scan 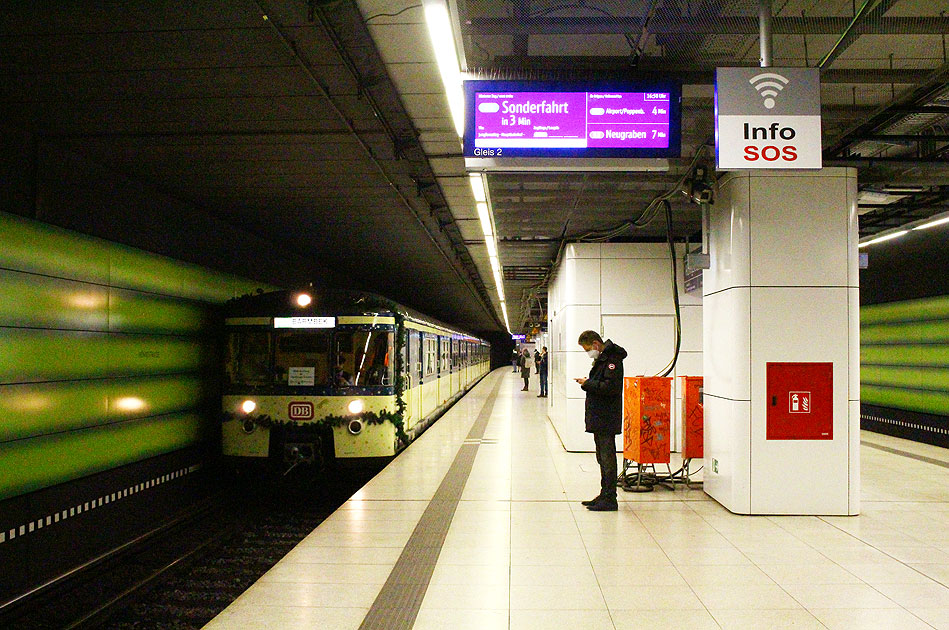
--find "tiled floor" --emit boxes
[205,369,949,630]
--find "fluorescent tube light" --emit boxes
[913,216,949,231]
[476,202,492,237]
[492,266,504,293]
[469,173,486,202]
[424,1,464,136]
[486,238,498,258]
[858,230,908,248]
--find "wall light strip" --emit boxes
[913,216,949,231]
[858,230,908,248]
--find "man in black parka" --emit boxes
[574,330,627,511]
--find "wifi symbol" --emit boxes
[749,72,789,109]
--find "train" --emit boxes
[221,289,490,468]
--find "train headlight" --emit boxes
[348,399,364,415]
[241,399,257,414]
[242,418,256,434]
[348,418,364,435]
[295,293,312,307]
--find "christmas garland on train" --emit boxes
[220,290,490,468]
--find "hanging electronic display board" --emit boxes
[463,80,681,160]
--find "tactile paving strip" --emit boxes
[358,374,503,629]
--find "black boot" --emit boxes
[581,495,602,507]
[586,497,618,511]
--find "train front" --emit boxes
[221,298,402,468]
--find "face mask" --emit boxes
[586,348,600,359]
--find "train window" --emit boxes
[225,331,272,386]
[440,338,449,373]
[274,332,331,386]
[335,330,394,387]
[424,336,437,377]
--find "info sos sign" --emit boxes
[715,67,822,170]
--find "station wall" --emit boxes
[0,131,349,604]
[860,295,949,447]
[0,211,274,602]
[546,243,702,453]
[0,211,271,502]
[858,223,948,447]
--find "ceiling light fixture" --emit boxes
[469,173,486,202]
[486,237,498,259]
[472,173,506,331]
[477,202,492,237]
[423,1,465,136]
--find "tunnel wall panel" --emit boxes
[860,295,949,446]
[0,210,268,502]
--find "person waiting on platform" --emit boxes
[534,348,541,374]
[519,349,533,391]
[537,346,548,398]
[512,350,520,373]
[574,330,627,512]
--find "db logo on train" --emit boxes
[288,402,314,420]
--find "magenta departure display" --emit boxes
[463,81,681,159]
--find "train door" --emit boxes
[434,335,442,405]
[407,329,422,428]
[421,333,438,417]
[451,338,458,395]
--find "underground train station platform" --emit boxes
[204,369,949,630]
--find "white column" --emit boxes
[547,243,703,453]
[703,168,860,515]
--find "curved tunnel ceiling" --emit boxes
[3,1,949,335]
[0,1,502,334]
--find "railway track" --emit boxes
[2,465,381,630]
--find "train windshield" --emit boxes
[335,330,394,387]
[225,331,272,386]
[274,331,332,386]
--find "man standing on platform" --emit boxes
[537,346,548,398]
[574,330,626,512]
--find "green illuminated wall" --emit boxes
[0,211,271,500]
[860,295,949,416]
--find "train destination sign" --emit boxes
[274,316,336,329]
[463,81,681,159]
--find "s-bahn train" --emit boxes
[221,290,490,467]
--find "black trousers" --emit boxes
[593,432,618,500]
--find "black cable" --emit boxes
[658,200,681,378]
[364,4,422,22]
[528,2,639,54]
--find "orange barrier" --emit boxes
[623,377,672,464]
[680,376,704,459]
